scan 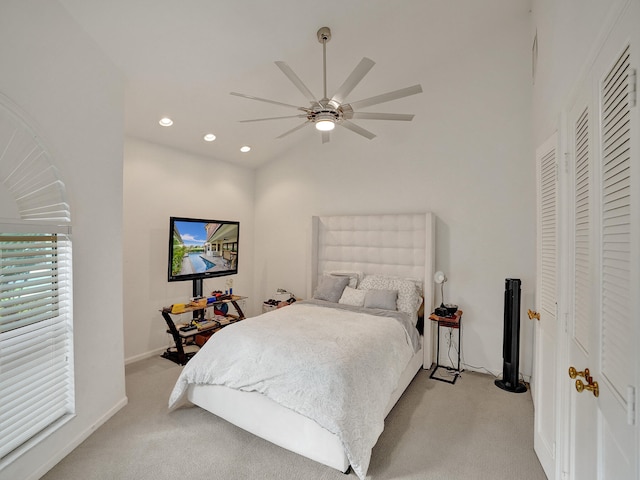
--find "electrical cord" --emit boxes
[447,328,456,370]
[461,361,498,378]
[435,327,460,379]
[440,322,529,384]
[451,326,499,379]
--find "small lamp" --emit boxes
[433,271,447,308]
[434,271,458,316]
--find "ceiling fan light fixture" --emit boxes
[315,119,335,132]
[315,113,336,131]
[231,26,422,143]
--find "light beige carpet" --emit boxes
[42,357,547,479]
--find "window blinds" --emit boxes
[0,232,74,462]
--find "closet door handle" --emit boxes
[569,366,589,380]
[575,379,599,398]
[528,309,540,320]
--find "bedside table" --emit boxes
[262,297,299,313]
[428,310,463,384]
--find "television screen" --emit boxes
[168,217,239,282]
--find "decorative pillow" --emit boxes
[364,289,398,311]
[338,286,367,307]
[324,270,363,289]
[358,275,423,324]
[313,275,350,303]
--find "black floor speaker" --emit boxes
[495,278,527,393]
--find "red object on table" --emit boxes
[428,310,462,328]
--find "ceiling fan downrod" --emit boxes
[317,27,331,100]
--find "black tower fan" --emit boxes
[495,278,527,393]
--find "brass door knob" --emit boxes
[575,379,599,398]
[568,366,590,379]
[527,309,540,320]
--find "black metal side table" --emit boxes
[428,310,463,384]
[160,295,246,365]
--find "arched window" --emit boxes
[0,93,74,466]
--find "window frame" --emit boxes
[0,220,74,469]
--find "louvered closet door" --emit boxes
[566,87,597,480]
[563,8,639,475]
[593,37,638,479]
[533,133,558,480]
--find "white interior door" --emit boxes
[591,33,638,480]
[563,4,639,478]
[566,83,597,480]
[533,133,559,480]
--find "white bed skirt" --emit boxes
[187,343,424,473]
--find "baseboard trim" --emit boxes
[462,364,532,384]
[26,396,128,480]
[125,347,166,365]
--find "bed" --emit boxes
[169,213,435,479]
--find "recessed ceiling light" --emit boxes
[159,117,173,127]
[203,133,216,142]
[240,146,251,153]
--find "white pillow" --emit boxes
[358,274,423,324]
[324,270,363,289]
[338,286,367,307]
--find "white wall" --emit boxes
[0,1,125,479]
[254,1,535,376]
[122,138,255,363]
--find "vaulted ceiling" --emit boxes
[59,0,527,168]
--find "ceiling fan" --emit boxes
[230,27,423,143]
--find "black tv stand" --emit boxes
[192,279,203,320]
[192,278,203,298]
[160,295,247,365]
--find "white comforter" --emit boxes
[168,300,418,480]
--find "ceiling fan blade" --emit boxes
[321,131,330,144]
[276,121,310,139]
[275,61,319,105]
[346,84,423,110]
[230,92,308,111]
[239,114,308,123]
[348,112,415,121]
[330,57,375,105]
[340,120,376,140]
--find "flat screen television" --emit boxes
[168,217,239,295]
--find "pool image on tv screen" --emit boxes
[168,217,239,282]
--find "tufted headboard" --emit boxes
[308,213,435,367]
